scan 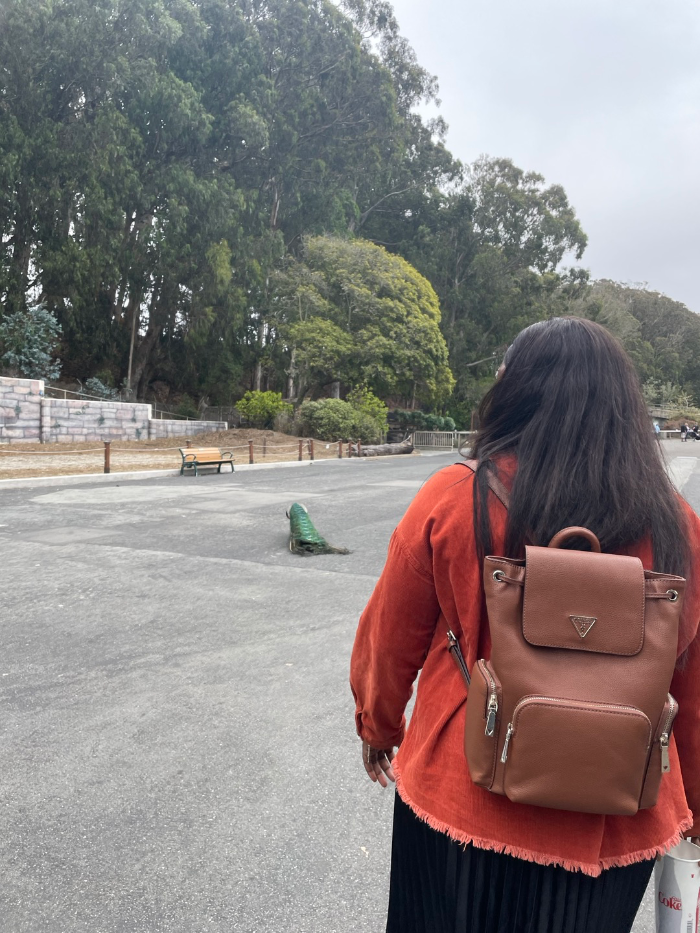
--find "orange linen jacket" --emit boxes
[350,460,700,877]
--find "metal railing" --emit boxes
[44,384,115,403]
[150,403,199,422]
[44,384,200,421]
[411,431,474,449]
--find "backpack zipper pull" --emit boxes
[500,723,514,763]
[447,630,471,688]
[485,694,498,737]
[659,695,676,774]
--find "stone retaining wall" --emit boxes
[41,398,152,443]
[148,418,227,439]
[0,377,227,443]
[0,377,43,443]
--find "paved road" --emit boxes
[1,443,698,932]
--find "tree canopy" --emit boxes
[568,281,700,409]
[0,0,696,422]
[275,236,454,405]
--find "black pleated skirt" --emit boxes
[386,794,654,933]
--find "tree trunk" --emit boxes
[125,301,138,398]
[253,319,265,391]
[330,380,340,399]
[130,323,160,398]
[270,181,281,230]
[352,441,414,457]
[129,284,163,397]
[7,185,33,314]
[286,347,297,400]
[110,273,128,325]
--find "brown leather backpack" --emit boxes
[448,461,686,816]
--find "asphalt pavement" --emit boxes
[1,442,698,932]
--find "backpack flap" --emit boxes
[522,546,646,656]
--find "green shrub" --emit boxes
[295,399,381,444]
[84,376,118,399]
[94,369,116,388]
[445,402,472,431]
[354,412,383,444]
[389,409,456,432]
[346,385,388,434]
[176,394,199,419]
[236,390,292,428]
[0,302,61,380]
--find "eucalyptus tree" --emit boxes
[274,236,454,406]
[0,0,593,416]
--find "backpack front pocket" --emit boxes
[501,697,652,815]
[640,693,678,809]
[464,660,501,789]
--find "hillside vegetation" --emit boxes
[0,0,696,423]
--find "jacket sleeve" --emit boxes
[350,527,440,748]
[670,504,700,835]
[671,636,700,834]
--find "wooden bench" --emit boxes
[179,447,235,476]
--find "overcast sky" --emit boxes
[389,0,700,312]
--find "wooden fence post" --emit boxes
[338,440,343,459]
[298,439,303,461]
[308,439,314,460]
[263,437,267,458]
[104,441,111,474]
[248,440,254,464]
[357,439,362,458]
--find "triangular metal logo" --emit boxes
[570,615,597,638]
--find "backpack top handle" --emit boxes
[548,527,601,552]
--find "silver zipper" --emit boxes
[486,695,498,736]
[498,696,650,765]
[500,723,514,762]
[479,661,498,737]
[659,694,676,774]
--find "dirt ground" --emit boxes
[0,428,349,480]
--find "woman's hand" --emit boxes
[362,740,396,787]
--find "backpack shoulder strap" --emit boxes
[447,460,511,688]
[460,459,510,510]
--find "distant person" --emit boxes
[654,421,661,436]
[681,422,689,441]
[351,317,700,933]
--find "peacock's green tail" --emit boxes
[286,502,349,555]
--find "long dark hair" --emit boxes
[471,317,688,584]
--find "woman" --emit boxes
[350,317,700,933]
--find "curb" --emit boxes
[0,454,407,491]
[0,468,181,490]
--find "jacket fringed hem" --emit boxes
[394,764,694,879]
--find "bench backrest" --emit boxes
[181,447,225,461]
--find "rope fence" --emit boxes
[0,437,362,475]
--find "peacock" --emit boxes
[286,502,349,555]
